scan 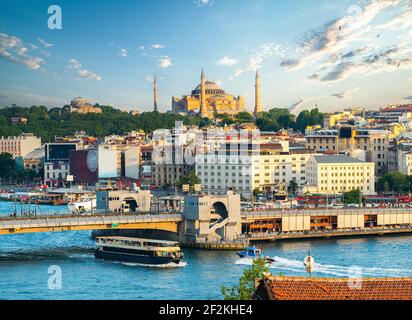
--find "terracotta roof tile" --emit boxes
[262,276,412,300]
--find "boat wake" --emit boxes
[235,256,412,278]
[0,247,94,261]
[121,261,187,268]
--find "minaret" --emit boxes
[199,68,208,118]
[254,70,261,117]
[153,75,158,112]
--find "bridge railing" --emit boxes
[0,213,183,229]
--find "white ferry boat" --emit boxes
[95,237,183,265]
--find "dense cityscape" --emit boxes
[1,0,412,306]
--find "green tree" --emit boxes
[294,108,324,133]
[221,258,269,300]
[235,112,254,123]
[288,180,298,195]
[0,153,15,182]
[376,172,410,194]
[343,189,362,204]
[177,171,200,188]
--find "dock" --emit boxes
[182,241,247,250]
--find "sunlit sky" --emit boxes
[0,0,411,113]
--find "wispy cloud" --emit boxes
[331,88,359,99]
[288,95,329,113]
[289,98,306,114]
[151,44,165,49]
[67,58,102,81]
[158,56,172,68]
[281,1,400,72]
[119,48,128,57]
[280,0,412,84]
[195,0,213,7]
[229,43,286,79]
[217,56,238,66]
[404,95,412,102]
[0,33,44,71]
[38,38,53,48]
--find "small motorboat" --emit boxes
[237,247,276,264]
[237,246,262,259]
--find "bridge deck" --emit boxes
[0,213,183,235]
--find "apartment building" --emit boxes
[195,142,314,199]
[306,155,375,195]
[0,133,41,158]
[305,127,389,175]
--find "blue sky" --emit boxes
[0,0,411,113]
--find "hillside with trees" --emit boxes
[0,104,324,143]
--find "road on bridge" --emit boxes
[0,213,183,235]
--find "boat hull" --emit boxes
[95,249,180,265]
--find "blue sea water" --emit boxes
[0,201,412,300]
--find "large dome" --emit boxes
[191,81,225,95]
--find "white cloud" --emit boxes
[195,0,213,7]
[151,44,165,49]
[38,38,53,48]
[158,56,172,68]
[67,58,102,81]
[281,0,401,72]
[229,42,286,79]
[139,45,145,50]
[217,56,238,66]
[119,48,128,57]
[283,1,412,84]
[0,33,44,71]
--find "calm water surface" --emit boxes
[0,202,411,299]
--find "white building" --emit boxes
[195,141,314,199]
[306,155,375,195]
[0,133,41,158]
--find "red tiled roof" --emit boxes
[381,104,412,113]
[258,276,412,300]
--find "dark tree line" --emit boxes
[376,172,412,194]
[0,104,325,144]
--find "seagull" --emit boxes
[398,62,401,68]
[339,25,342,31]
[377,34,380,38]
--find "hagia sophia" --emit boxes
[152,69,261,118]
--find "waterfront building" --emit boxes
[323,108,366,129]
[96,188,151,213]
[254,276,412,300]
[23,147,45,172]
[366,104,412,128]
[305,127,390,175]
[306,155,375,195]
[172,70,245,118]
[195,138,315,199]
[69,97,102,114]
[151,125,202,188]
[44,142,79,187]
[0,133,41,158]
